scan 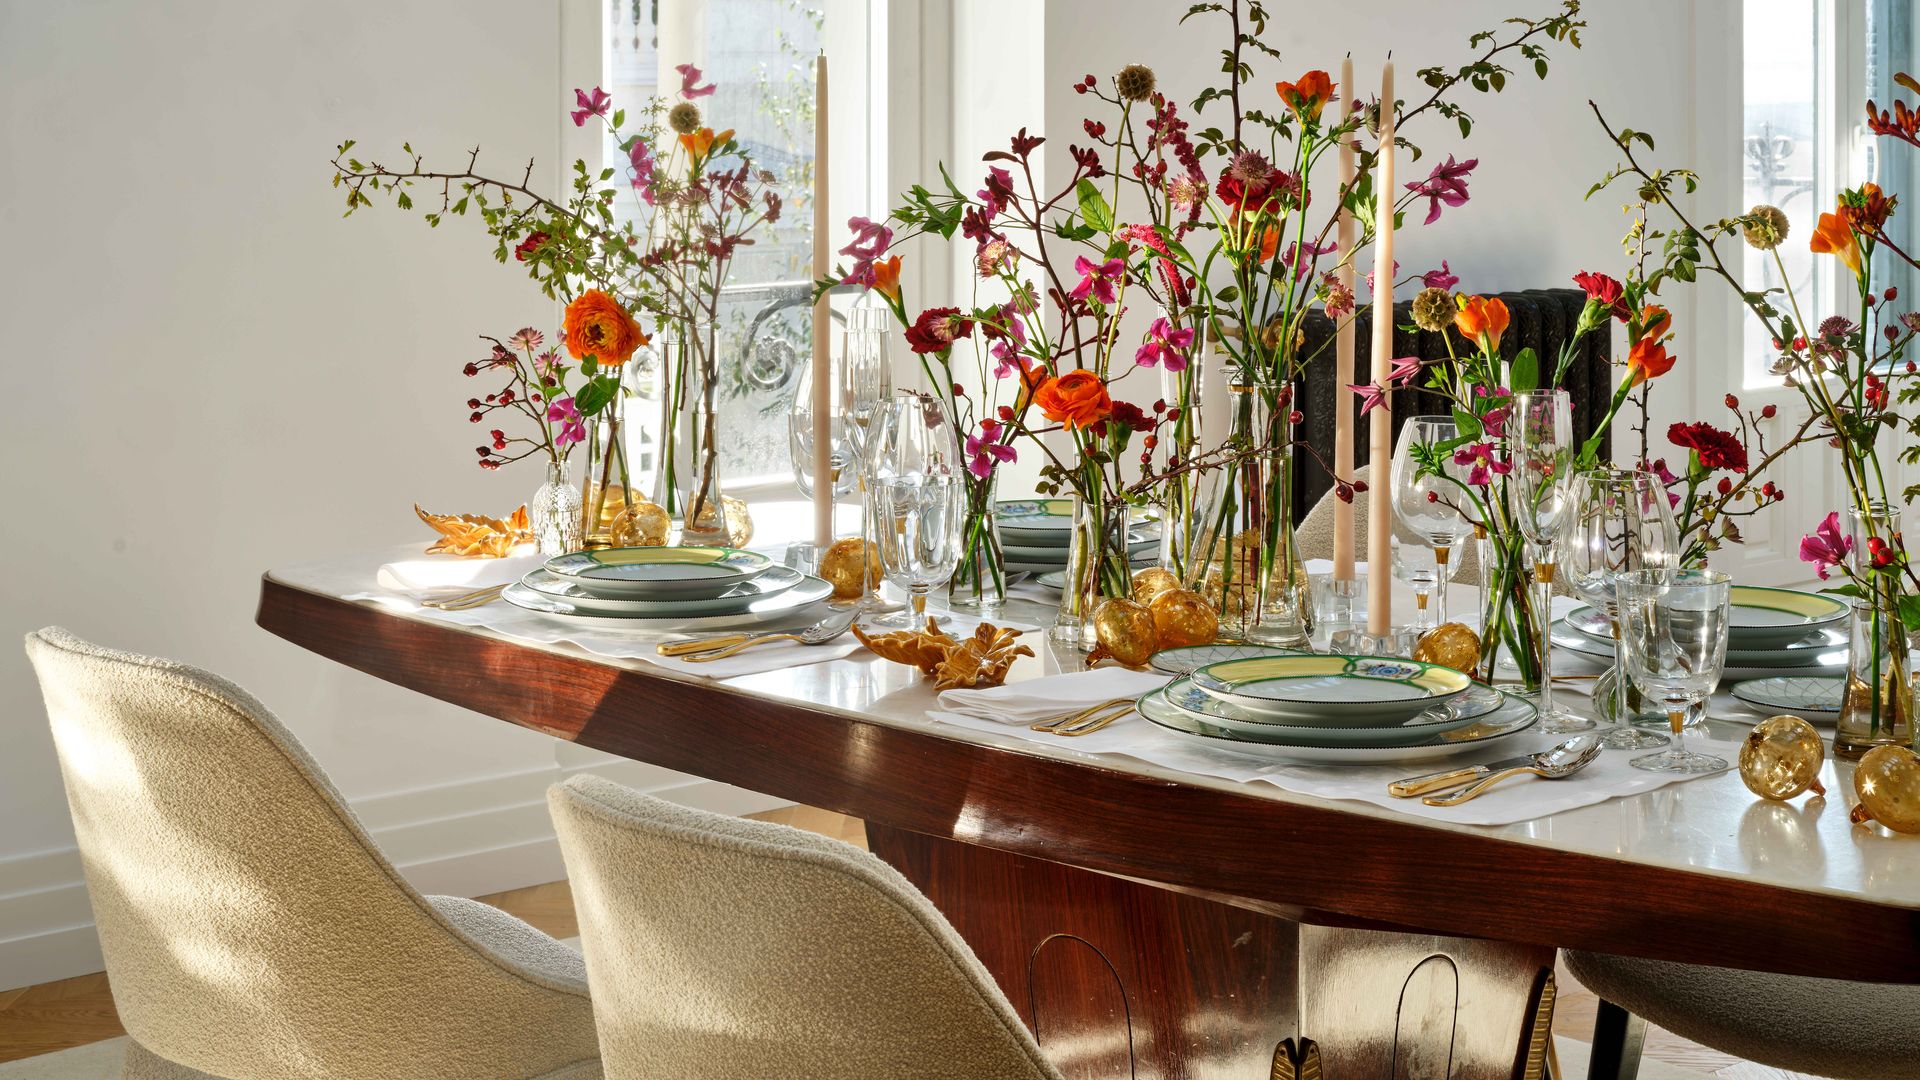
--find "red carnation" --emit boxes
[514,231,550,262]
[1573,270,1629,321]
[904,306,973,355]
[1668,421,1749,473]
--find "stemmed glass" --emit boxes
[1506,390,1591,733]
[1390,535,1443,631]
[1392,417,1467,627]
[840,326,895,611]
[866,392,965,629]
[1564,469,1680,749]
[1615,568,1733,774]
[786,362,856,501]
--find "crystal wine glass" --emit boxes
[1614,568,1732,774]
[786,360,856,501]
[1391,416,1466,627]
[866,392,965,629]
[1390,535,1443,631]
[840,325,895,611]
[1505,390,1591,732]
[1564,468,1680,749]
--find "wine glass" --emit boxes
[1391,416,1467,627]
[1615,568,1733,774]
[840,326,895,610]
[1390,535,1443,631]
[1564,468,1681,750]
[1506,390,1591,733]
[866,392,965,628]
[786,361,856,501]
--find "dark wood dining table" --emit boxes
[258,548,1920,1079]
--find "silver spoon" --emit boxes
[1418,734,1604,807]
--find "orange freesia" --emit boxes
[871,255,903,301]
[1637,304,1672,342]
[678,126,734,164]
[1257,224,1281,263]
[1032,369,1113,431]
[1454,295,1510,353]
[1844,181,1894,234]
[1626,337,1677,386]
[563,289,647,364]
[1811,206,1864,279]
[1275,70,1335,124]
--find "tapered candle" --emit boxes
[1333,56,1357,583]
[1367,61,1395,636]
[811,52,833,549]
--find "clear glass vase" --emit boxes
[577,364,634,549]
[1836,503,1914,757]
[948,473,1006,613]
[1053,495,1134,647]
[1187,379,1311,646]
[676,321,732,546]
[1476,531,1546,693]
[1156,318,1207,580]
[647,330,690,519]
[529,459,583,556]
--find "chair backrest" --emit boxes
[23,628,594,1079]
[548,774,1061,1080]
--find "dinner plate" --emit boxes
[1008,556,1156,575]
[1136,684,1539,764]
[1161,674,1505,745]
[519,565,801,617]
[544,546,774,599]
[1147,643,1303,676]
[998,500,1160,547]
[1551,621,1848,678]
[1565,588,1850,651]
[1190,654,1475,726]
[1730,675,1844,723]
[501,574,831,630]
[1003,535,1157,562]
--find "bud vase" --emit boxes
[1836,504,1914,758]
[1475,531,1546,694]
[577,364,633,549]
[1054,495,1134,647]
[647,329,690,520]
[1188,379,1311,645]
[529,459,583,556]
[1155,317,1207,580]
[948,474,1007,613]
[675,322,732,546]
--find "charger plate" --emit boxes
[544,546,774,600]
[520,566,801,617]
[1135,685,1538,765]
[1189,654,1474,725]
[502,574,830,630]
[1160,674,1504,746]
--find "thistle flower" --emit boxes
[1411,287,1455,332]
[1743,204,1789,250]
[668,102,703,135]
[1115,64,1157,102]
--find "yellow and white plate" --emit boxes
[544,546,774,600]
[1189,654,1474,726]
[1136,685,1537,765]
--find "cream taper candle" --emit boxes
[811,52,833,549]
[1333,56,1357,583]
[1367,61,1394,635]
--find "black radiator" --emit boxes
[1292,287,1613,522]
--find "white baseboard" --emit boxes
[0,764,791,990]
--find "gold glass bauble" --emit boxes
[1090,597,1159,668]
[1738,715,1827,801]
[608,501,672,547]
[820,537,881,600]
[723,496,754,547]
[1412,622,1482,673]
[1149,588,1219,648]
[585,483,633,532]
[1850,744,1920,833]
[1131,567,1179,604]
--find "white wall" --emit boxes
[0,0,782,989]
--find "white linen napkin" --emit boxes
[936,668,1170,725]
[376,552,540,597]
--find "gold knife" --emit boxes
[1388,753,1545,798]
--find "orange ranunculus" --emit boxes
[1626,337,1676,386]
[1275,69,1335,124]
[871,255,903,301]
[1032,368,1113,431]
[1811,206,1864,279]
[678,126,734,164]
[1454,295,1510,353]
[563,289,647,365]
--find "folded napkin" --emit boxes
[936,667,1169,725]
[376,552,540,597]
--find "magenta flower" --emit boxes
[1422,261,1459,290]
[673,63,716,99]
[1348,381,1390,417]
[627,138,657,201]
[570,87,612,127]
[1282,237,1336,280]
[547,397,586,448]
[965,420,1018,479]
[838,216,895,286]
[1389,355,1423,386]
[1134,316,1195,371]
[1452,441,1509,486]
[1364,260,1401,294]
[1069,255,1125,305]
[1406,155,1478,225]
[1799,510,1853,580]
[977,166,1016,216]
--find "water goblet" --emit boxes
[840,326,895,613]
[1506,390,1591,732]
[1392,416,1467,627]
[1564,468,1681,749]
[1615,568,1733,774]
[1390,535,1443,631]
[866,392,965,629]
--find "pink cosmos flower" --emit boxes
[674,63,716,99]
[1422,261,1459,290]
[1799,510,1853,579]
[571,87,612,127]
[1069,255,1125,305]
[547,397,586,448]
[965,420,1018,479]
[1134,316,1195,371]
[1406,155,1478,225]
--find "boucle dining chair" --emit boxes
[547,774,1064,1080]
[1565,950,1920,1080]
[23,627,602,1080]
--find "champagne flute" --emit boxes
[866,392,965,629]
[1615,568,1733,774]
[1391,416,1466,627]
[1506,390,1592,732]
[1564,468,1680,749]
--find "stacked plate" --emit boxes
[1135,653,1539,764]
[998,499,1159,575]
[501,546,833,631]
[1554,584,1848,680]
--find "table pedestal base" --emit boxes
[868,824,1557,1080]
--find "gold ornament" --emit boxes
[608,500,672,547]
[1850,744,1920,833]
[1087,597,1159,668]
[1131,566,1179,604]
[583,484,633,534]
[852,618,952,675]
[723,496,755,547]
[1413,623,1482,673]
[820,537,882,599]
[414,503,532,558]
[1149,588,1219,648]
[1738,715,1827,801]
[852,617,1031,690]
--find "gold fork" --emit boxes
[1050,701,1137,736]
[422,584,507,611]
[1028,697,1135,735]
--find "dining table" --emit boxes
[256,542,1920,1080]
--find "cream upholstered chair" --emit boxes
[1565,951,1920,1080]
[23,628,602,1080]
[548,774,1063,1080]
[1296,464,1488,587]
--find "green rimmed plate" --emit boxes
[1189,654,1474,726]
[519,566,801,617]
[997,500,1159,547]
[1722,586,1848,648]
[1730,675,1844,724]
[544,546,774,600]
[1161,674,1505,745]
[1147,643,1303,676]
[1550,620,1847,679]
[500,573,831,630]
[1136,684,1538,765]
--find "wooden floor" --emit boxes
[0,806,1812,1076]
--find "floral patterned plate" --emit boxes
[544,546,773,599]
[1730,675,1844,724]
[1189,654,1474,726]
